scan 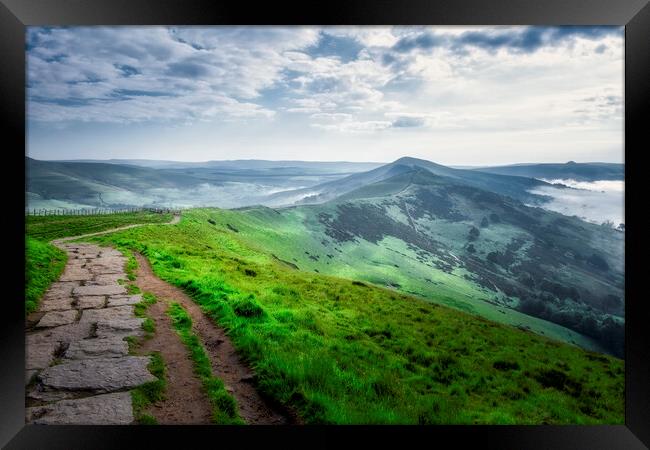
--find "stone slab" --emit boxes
[26,392,134,425]
[87,274,127,285]
[26,340,60,370]
[72,251,101,258]
[80,306,134,323]
[88,267,126,276]
[65,337,128,359]
[107,295,143,307]
[99,249,124,258]
[39,297,74,312]
[39,356,155,392]
[27,387,78,403]
[28,322,94,345]
[59,269,93,282]
[86,256,125,265]
[77,296,106,309]
[36,310,78,328]
[73,285,127,296]
[43,282,80,299]
[96,318,145,338]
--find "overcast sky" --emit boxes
[26,26,624,165]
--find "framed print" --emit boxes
[2,0,648,448]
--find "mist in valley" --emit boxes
[528,179,624,227]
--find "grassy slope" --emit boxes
[203,206,610,354]
[25,237,67,314]
[26,212,173,241]
[88,208,623,425]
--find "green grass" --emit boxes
[129,293,165,424]
[131,352,166,425]
[167,302,244,425]
[211,207,610,354]
[135,292,158,317]
[84,208,624,425]
[25,237,67,314]
[128,284,142,295]
[26,211,173,241]
[133,292,157,336]
[124,248,139,281]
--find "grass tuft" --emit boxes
[131,352,166,425]
[167,302,244,424]
[25,237,67,314]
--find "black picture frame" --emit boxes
[2,1,648,448]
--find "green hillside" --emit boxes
[267,156,553,206]
[221,169,624,357]
[26,211,173,241]
[72,209,623,424]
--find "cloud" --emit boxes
[312,120,393,133]
[309,112,392,133]
[393,33,445,52]
[27,25,623,166]
[307,31,364,63]
[166,60,212,78]
[27,26,318,123]
[391,116,426,128]
[280,50,399,119]
[392,26,622,54]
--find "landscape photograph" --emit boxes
[25,25,624,425]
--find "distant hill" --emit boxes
[227,167,624,356]
[25,157,369,209]
[473,162,624,181]
[53,158,383,173]
[26,157,202,208]
[267,156,553,206]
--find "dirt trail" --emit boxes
[134,253,293,425]
[135,299,213,424]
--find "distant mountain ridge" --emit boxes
[472,161,624,181]
[25,156,380,209]
[26,156,622,211]
[267,156,553,206]
[50,158,383,173]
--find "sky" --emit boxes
[26,26,624,165]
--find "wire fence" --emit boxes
[25,207,183,216]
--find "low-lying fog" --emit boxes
[27,174,625,230]
[529,179,624,227]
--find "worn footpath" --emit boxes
[25,243,153,424]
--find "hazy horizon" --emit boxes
[30,156,623,166]
[27,26,623,165]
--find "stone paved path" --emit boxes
[25,243,155,425]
